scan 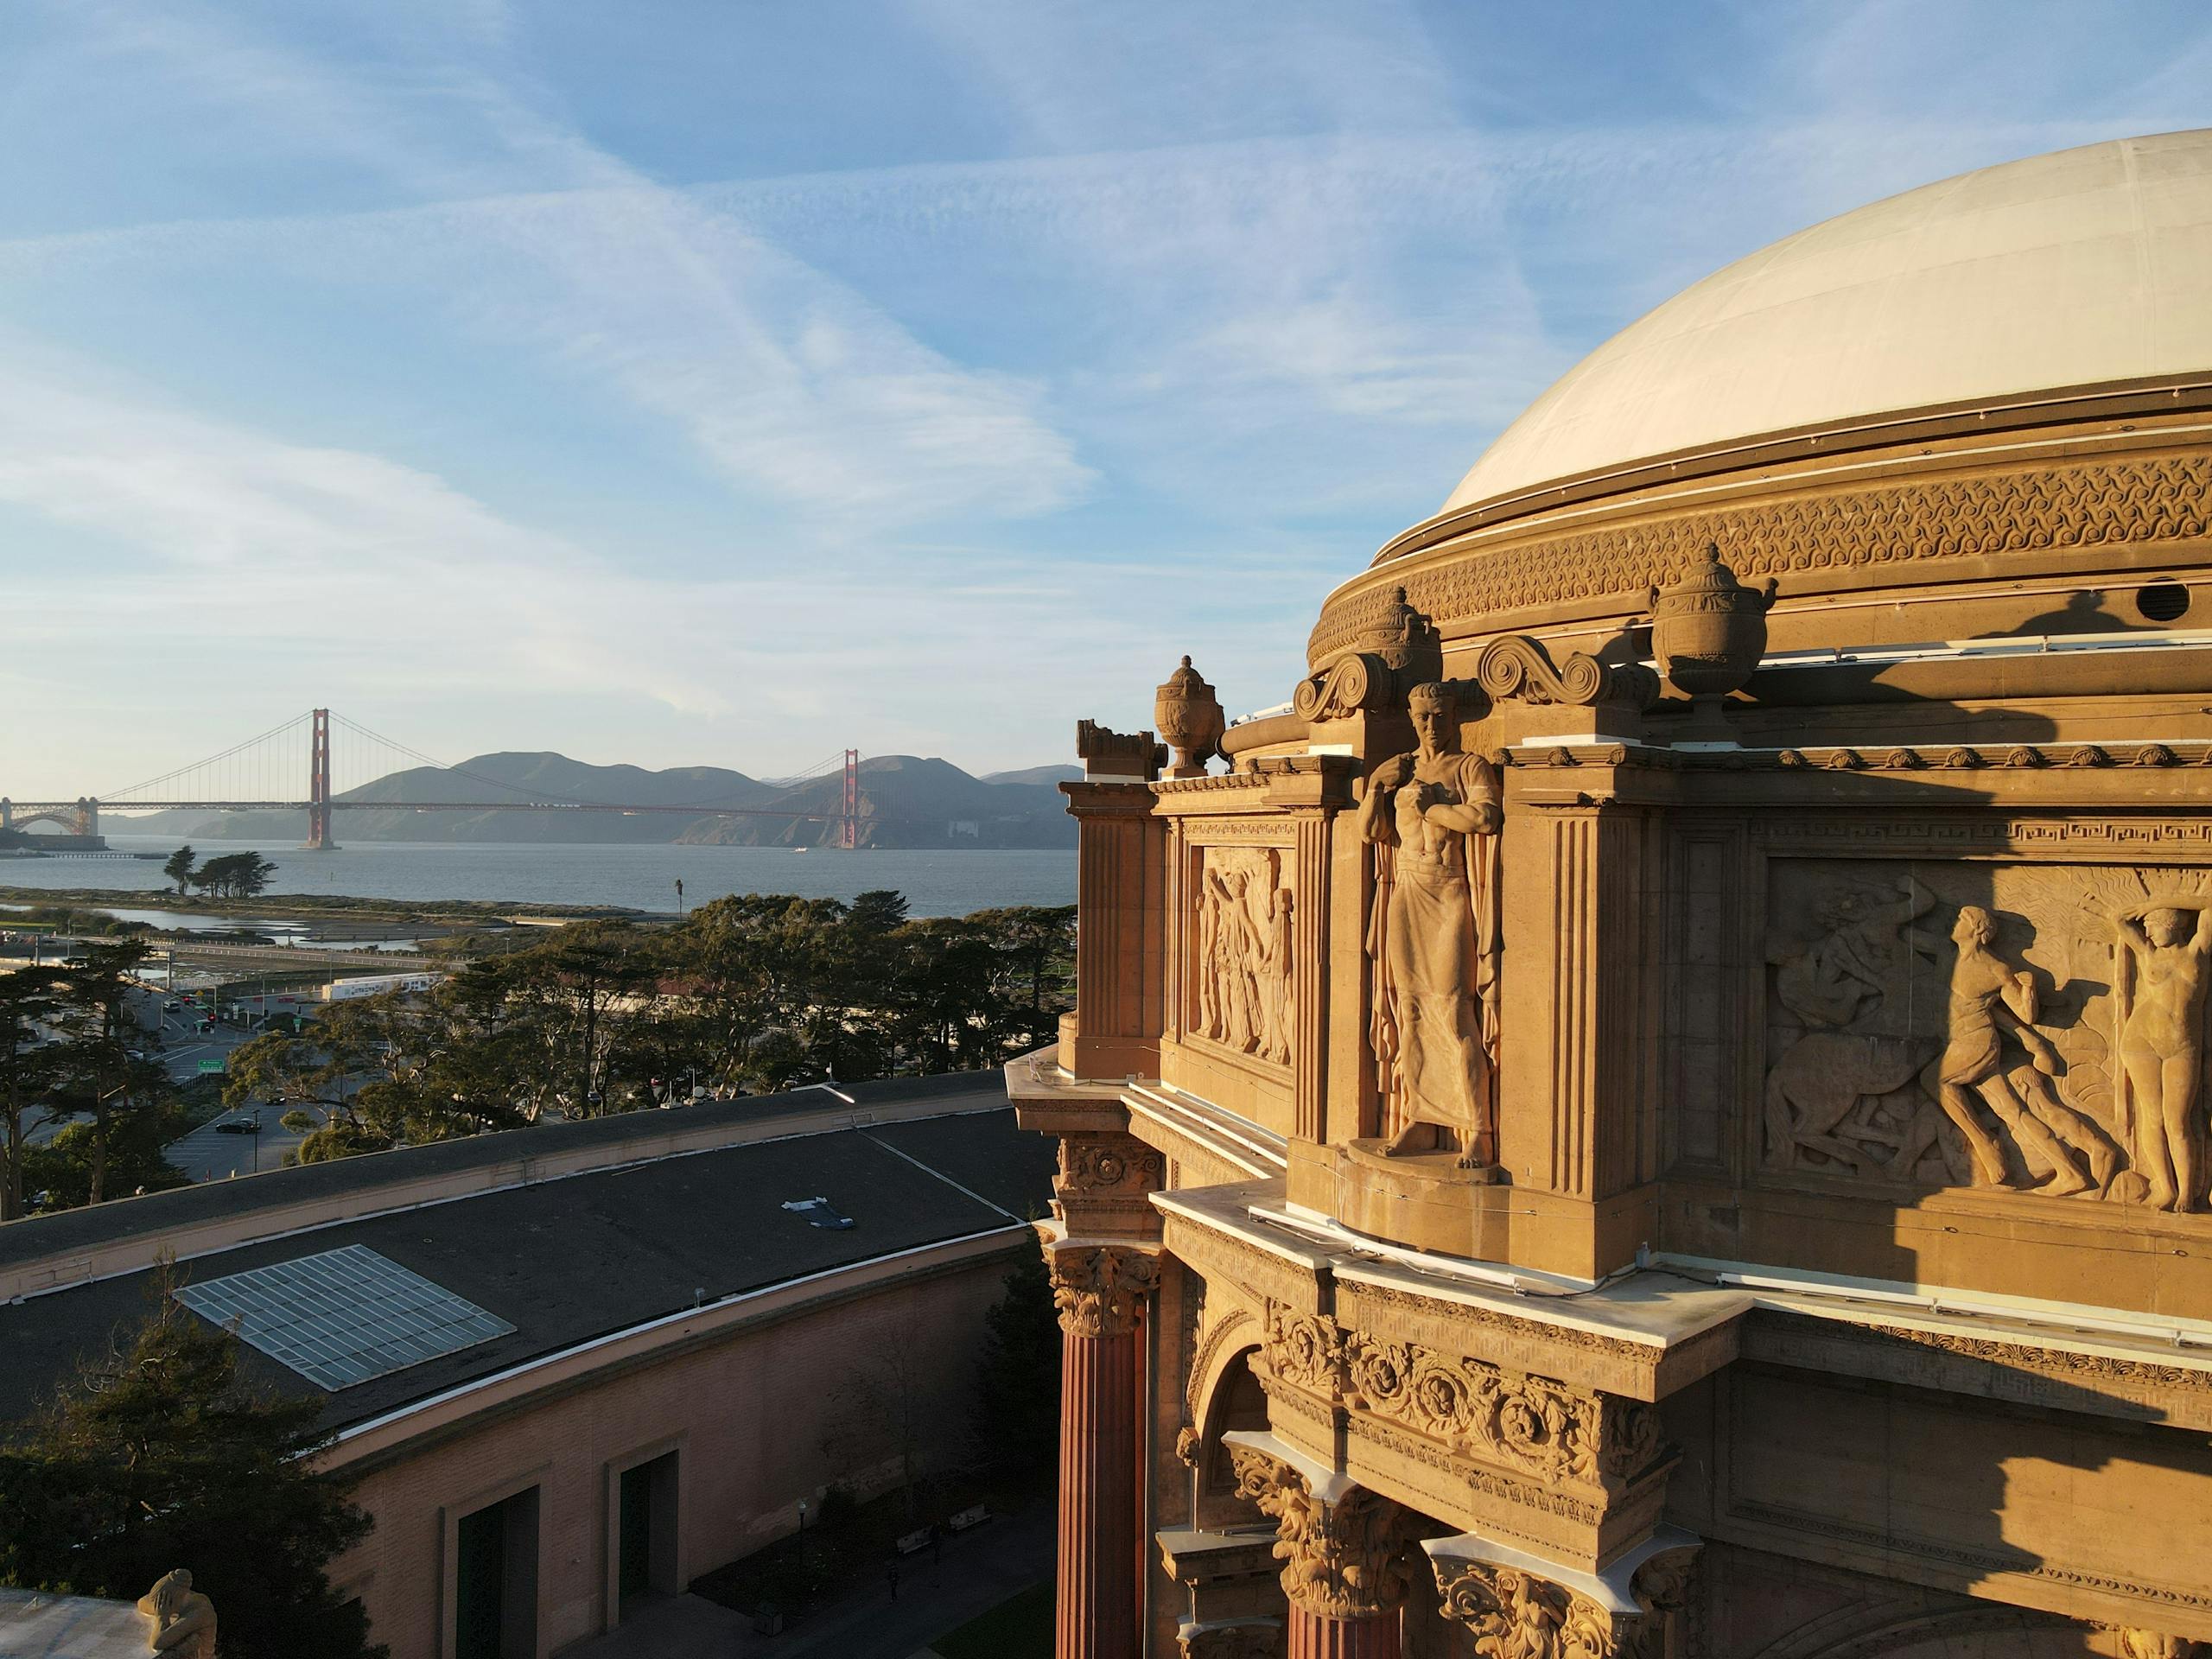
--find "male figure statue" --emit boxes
[1909,906,2111,1195]
[1360,682,1502,1166]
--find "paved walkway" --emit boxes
[565,1506,1052,1659]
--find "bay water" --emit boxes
[0,835,1075,919]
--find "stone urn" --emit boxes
[1154,655,1225,779]
[1648,548,1777,736]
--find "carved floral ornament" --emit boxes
[1430,1547,1696,1659]
[1055,1135,1164,1198]
[1256,1306,1661,1490]
[1045,1243,1161,1339]
[1226,1446,1414,1622]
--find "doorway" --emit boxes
[454,1486,539,1659]
[614,1451,680,1618]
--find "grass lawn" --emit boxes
[931,1580,1052,1659]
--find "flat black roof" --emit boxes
[0,1071,991,1272]
[0,1077,1052,1433]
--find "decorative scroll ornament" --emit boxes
[1293,583,1445,720]
[1226,1446,1413,1621]
[1433,1560,1621,1659]
[1046,1243,1160,1338]
[1474,636,1660,710]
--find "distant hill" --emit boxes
[677,755,1074,849]
[982,764,1082,787]
[113,751,1074,849]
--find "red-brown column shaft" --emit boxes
[1057,1321,1142,1659]
[1044,1237,1160,1659]
[1287,1605,1401,1659]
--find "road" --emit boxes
[123,986,332,1179]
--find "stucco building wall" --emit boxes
[331,1248,1018,1659]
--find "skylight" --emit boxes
[174,1243,514,1390]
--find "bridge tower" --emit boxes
[839,748,860,850]
[0,798,10,830]
[304,708,340,851]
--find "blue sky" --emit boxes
[3,2,2207,797]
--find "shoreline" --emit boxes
[0,886,656,927]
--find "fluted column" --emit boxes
[1046,1236,1160,1659]
[1227,1446,1408,1659]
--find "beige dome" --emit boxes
[1442,130,2212,517]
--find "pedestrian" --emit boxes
[887,1561,899,1603]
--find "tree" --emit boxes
[0,1272,382,1659]
[47,940,160,1205]
[0,964,66,1221]
[162,845,197,896]
[971,1250,1061,1488]
[190,852,277,899]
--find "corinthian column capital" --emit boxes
[1426,1530,1700,1659]
[1225,1444,1413,1623]
[1042,1236,1161,1338]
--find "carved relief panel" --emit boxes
[1187,842,1296,1068]
[1758,858,2212,1210]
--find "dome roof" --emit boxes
[1442,130,2212,517]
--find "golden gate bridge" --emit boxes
[2,709,866,851]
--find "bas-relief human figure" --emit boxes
[1194,852,1293,1065]
[1360,682,1502,1167]
[2113,899,2212,1211]
[1765,877,2122,1198]
[138,1570,216,1658]
[1901,905,2117,1196]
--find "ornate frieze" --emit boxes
[1255,1306,1665,1493]
[1046,1243,1161,1339]
[1309,449,2212,662]
[1226,1446,1414,1622]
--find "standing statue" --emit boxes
[138,1569,216,1657]
[2112,899,2212,1212]
[1360,682,1503,1166]
[1905,906,2114,1196]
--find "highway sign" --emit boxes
[197,1059,226,1075]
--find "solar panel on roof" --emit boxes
[173,1243,514,1390]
